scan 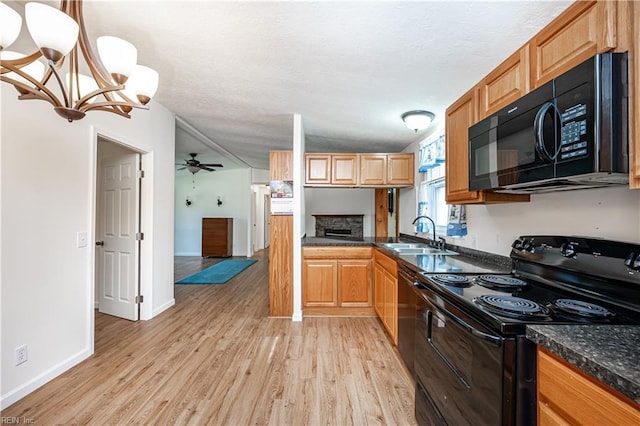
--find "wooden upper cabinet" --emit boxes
[305,154,331,185]
[478,45,530,119]
[445,87,484,204]
[304,154,358,186]
[445,88,529,204]
[332,154,359,185]
[530,0,616,89]
[270,150,293,181]
[360,154,387,186]
[387,154,414,186]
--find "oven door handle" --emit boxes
[429,304,503,347]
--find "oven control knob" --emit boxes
[511,239,523,250]
[561,243,576,258]
[624,252,636,268]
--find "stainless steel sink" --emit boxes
[393,247,458,255]
[383,243,427,249]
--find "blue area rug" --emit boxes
[176,259,257,284]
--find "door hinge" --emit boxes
[137,170,145,178]
[135,295,144,304]
[136,232,144,241]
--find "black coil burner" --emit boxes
[549,299,615,322]
[428,274,472,287]
[474,274,528,291]
[474,295,550,319]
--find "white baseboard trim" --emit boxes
[174,252,201,257]
[292,311,303,322]
[0,347,92,410]
[148,298,175,320]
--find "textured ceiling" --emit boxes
[8,1,573,171]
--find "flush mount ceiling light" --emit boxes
[402,110,435,132]
[0,1,159,122]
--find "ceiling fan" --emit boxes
[176,153,223,174]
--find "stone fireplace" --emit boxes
[313,214,364,239]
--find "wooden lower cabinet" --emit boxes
[374,249,398,345]
[302,246,373,315]
[537,347,640,425]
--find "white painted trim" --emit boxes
[292,114,304,321]
[0,348,92,410]
[151,298,175,319]
[292,311,303,322]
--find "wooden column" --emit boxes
[269,151,293,317]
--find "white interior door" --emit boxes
[97,152,140,320]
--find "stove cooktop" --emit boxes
[418,272,640,334]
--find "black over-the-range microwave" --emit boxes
[468,52,629,194]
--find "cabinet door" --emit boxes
[478,46,530,119]
[332,154,358,186]
[383,269,398,345]
[338,259,372,307]
[303,259,337,307]
[359,154,387,186]
[445,88,484,204]
[374,263,385,318]
[387,154,414,186]
[305,154,331,185]
[530,1,616,89]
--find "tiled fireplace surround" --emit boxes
[313,214,364,238]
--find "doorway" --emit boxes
[95,137,143,321]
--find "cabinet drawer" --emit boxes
[538,349,640,425]
[374,248,397,275]
[303,246,372,259]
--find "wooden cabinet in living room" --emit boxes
[302,246,373,315]
[373,248,398,345]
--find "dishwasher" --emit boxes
[397,264,426,378]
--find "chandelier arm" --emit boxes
[0,64,64,107]
[82,101,149,112]
[83,105,132,118]
[74,0,114,88]
[74,84,125,109]
[47,62,72,108]
[0,51,43,73]
[0,76,61,107]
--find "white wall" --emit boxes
[1,91,175,408]
[174,168,252,256]
[304,188,376,236]
[398,140,640,256]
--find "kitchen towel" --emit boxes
[446,204,467,237]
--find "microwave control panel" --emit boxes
[559,103,588,160]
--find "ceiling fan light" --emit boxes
[186,165,200,174]
[0,2,22,50]
[402,110,435,132]
[97,36,137,84]
[25,2,79,62]
[125,65,159,104]
[0,51,45,89]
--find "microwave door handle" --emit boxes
[534,101,561,162]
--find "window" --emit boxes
[417,133,447,236]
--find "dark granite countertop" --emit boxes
[526,325,640,403]
[301,234,512,274]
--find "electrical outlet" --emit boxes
[15,344,28,365]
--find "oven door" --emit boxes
[468,81,557,191]
[415,290,515,426]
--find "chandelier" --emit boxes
[0,1,159,122]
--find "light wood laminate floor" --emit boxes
[3,250,416,425]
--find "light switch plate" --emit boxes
[77,232,88,248]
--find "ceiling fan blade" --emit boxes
[177,166,186,170]
[200,163,224,167]
[200,166,216,172]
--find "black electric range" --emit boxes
[412,235,640,426]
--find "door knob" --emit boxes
[96,241,104,246]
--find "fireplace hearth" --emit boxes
[313,214,364,239]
